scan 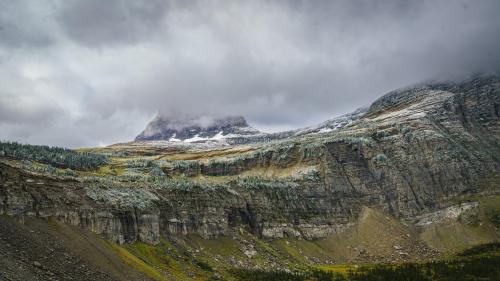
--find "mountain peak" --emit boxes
[135,114,261,142]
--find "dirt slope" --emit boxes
[0,215,153,281]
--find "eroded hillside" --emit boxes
[1,76,499,280]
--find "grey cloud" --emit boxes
[0,1,55,48]
[57,0,170,46]
[0,0,499,147]
[0,73,63,125]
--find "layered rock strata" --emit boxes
[1,76,499,244]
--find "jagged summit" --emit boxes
[135,114,262,142]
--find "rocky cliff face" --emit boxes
[1,76,499,246]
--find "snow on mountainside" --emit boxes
[134,108,367,146]
[283,107,368,137]
[135,115,264,144]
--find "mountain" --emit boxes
[135,115,262,143]
[1,75,499,280]
[270,106,368,138]
[134,107,368,146]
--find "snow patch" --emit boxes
[184,134,209,143]
[169,133,181,142]
[318,127,333,133]
[211,131,225,140]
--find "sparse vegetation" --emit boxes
[230,176,299,190]
[373,153,388,164]
[487,210,500,227]
[302,168,321,181]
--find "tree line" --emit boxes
[232,243,500,281]
[0,141,108,171]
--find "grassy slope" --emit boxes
[420,195,500,254]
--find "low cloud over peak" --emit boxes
[1,0,499,147]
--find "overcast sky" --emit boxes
[1,0,499,147]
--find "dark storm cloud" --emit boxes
[0,0,499,147]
